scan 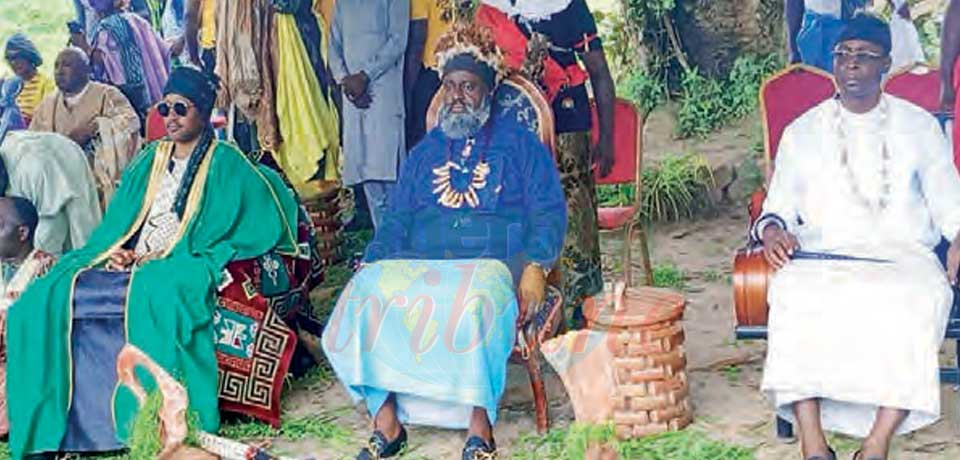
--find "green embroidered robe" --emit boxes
[5,140,300,458]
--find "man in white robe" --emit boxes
[756,14,960,460]
[0,131,102,255]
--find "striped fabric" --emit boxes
[15,73,54,121]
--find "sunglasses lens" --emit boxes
[157,103,170,117]
[174,102,189,117]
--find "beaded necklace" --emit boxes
[834,96,891,214]
[432,125,494,209]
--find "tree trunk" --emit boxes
[674,0,785,77]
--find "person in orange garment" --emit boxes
[942,0,960,170]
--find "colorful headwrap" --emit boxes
[163,66,220,115]
[3,33,42,67]
[435,21,506,89]
[837,13,892,55]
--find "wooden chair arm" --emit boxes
[748,187,767,226]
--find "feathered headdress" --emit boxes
[435,19,507,89]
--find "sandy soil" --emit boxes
[266,109,960,459]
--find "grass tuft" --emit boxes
[512,423,755,459]
[652,264,686,290]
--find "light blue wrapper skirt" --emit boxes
[322,259,518,429]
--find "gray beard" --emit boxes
[438,96,492,140]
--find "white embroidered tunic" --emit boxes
[134,156,187,257]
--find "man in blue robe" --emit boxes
[322,23,567,460]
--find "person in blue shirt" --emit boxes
[787,0,870,71]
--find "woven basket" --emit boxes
[303,185,345,267]
[583,283,693,439]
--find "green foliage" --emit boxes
[595,183,635,208]
[622,0,677,24]
[725,54,782,119]
[594,8,641,83]
[826,432,862,455]
[312,229,373,318]
[562,423,618,459]
[919,15,943,64]
[126,392,165,459]
[618,429,755,459]
[595,152,714,222]
[677,54,782,138]
[702,269,723,283]
[618,69,666,115]
[723,365,742,383]
[676,69,729,138]
[642,153,714,221]
[220,413,351,444]
[512,423,755,460]
[652,264,685,290]
[512,423,617,460]
[288,362,333,391]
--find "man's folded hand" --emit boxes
[761,225,800,270]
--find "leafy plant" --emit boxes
[676,69,729,138]
[595,8,642,83]
[677,54,782,138]
[652,264,686,290]
[596,152,714,222]
[618,69,666,115]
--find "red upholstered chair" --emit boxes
[748,64,837,223]
[427,74,563,433]
[590,99,653,287]
[145,104,166,143]
[884,63,943,113]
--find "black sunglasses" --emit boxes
[157,101,193,117]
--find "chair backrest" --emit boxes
[590,99,643,190]
[145,104,166,143]
[883,63,942,113]
[426,74,556,154]
[760,64,837,179]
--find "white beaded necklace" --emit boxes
[834,96,891,214]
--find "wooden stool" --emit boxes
[583,283,693,439]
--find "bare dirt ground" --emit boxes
[269,108,960,459]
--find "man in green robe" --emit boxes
[5,67,302,459]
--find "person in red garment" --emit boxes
[941,0,960,169]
